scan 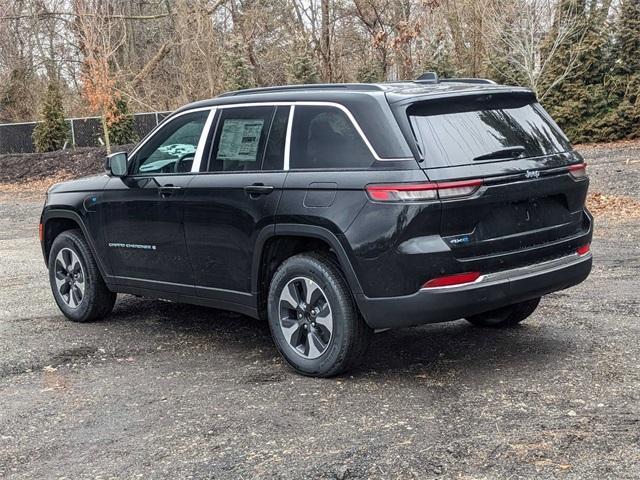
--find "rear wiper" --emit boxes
[473,146,526,162]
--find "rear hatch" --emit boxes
[406,91,590,269]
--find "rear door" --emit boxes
[406,92,590,268]
[184,105,289,303]
[278,104,378,233]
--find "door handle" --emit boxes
[158,185,182,198]
[243,184,274,196]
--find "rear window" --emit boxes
[408,94,571,168]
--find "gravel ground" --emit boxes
[0,143,639,479]
[580,141,640,199]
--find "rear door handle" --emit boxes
[243,184,274,196]
[158,185,182,198]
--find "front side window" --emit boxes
[130,110,209,175]
[208,106,275,172]
[289,105,373,169]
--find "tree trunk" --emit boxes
[321,0,332,82]
[101,116,111,154]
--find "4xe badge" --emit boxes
[525,170,540,179]
[449,235,471,245]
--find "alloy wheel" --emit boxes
[54,248,85,309]
[278,276,333,359]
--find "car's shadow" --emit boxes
[106,295,569,381]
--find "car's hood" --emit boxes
[48,174,110,194]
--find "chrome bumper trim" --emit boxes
[422,251,592,291]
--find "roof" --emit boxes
[169,80,533,161]
[174,81,532,114]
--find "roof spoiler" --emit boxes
[415,72,496,85]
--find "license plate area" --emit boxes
[477,196,571,240]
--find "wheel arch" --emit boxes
[252,224,363,320]
[42,209,109,279]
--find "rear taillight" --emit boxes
[366,179,482,202]
[576,243,590,256]
[569,163,587,179]
[422,271,482,289]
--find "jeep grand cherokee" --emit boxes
[40,75,593,376]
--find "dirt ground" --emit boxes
[0,142,638,479]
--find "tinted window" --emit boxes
[262,106,289,171]
[208,106,275,172]
[290,105,373,169]
[409,95,571,168]
[131,111,209,175]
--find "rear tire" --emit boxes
[267,252,372,377]
[466,297,541,328]
[48,229,116,322]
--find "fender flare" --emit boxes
[41,208,110,280]
[251,223,363,296]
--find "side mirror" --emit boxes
[105,152,128,177]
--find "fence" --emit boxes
[0,111,172,154]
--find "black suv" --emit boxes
[41,76,593,376]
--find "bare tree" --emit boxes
[486,0,587,100]
[0,0,630,136]
[74,0,126,152]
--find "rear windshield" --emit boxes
[408,93,571,168]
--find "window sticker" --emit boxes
[217,119,264,162]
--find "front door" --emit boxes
[100,109,213,294]
[184,105,290,303]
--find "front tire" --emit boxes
[267,253,371,377]
[48,229,116,322]
[466,297,541,328]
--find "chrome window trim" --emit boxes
[214,101,413,163]
[284,105,295,170]
[128,100,412,174]
[127,106,214,173]
[191,107,217,172]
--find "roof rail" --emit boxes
[413,72,497,85]
[218,83,385,97]
[439,78,497,85]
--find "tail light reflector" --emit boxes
[39,223,44,242]
[366,179,482,202]
[366,183,438,202]
[423,271,482,289]
[569,163,587,179]
[576,243,590,256]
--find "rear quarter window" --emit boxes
[408,94,571,168]
[290,105,373,169]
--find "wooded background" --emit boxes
[1,0,639,148]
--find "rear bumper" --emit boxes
[355,252,592,329]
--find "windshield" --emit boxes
[408,93,571,168]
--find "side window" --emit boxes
[262,106,290,171]
[208,106,275,172]
[290,105,373,169]
[131,111,209,175]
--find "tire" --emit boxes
[267,252,372,377]
[466,297,541,328]
[48,229,116,322]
